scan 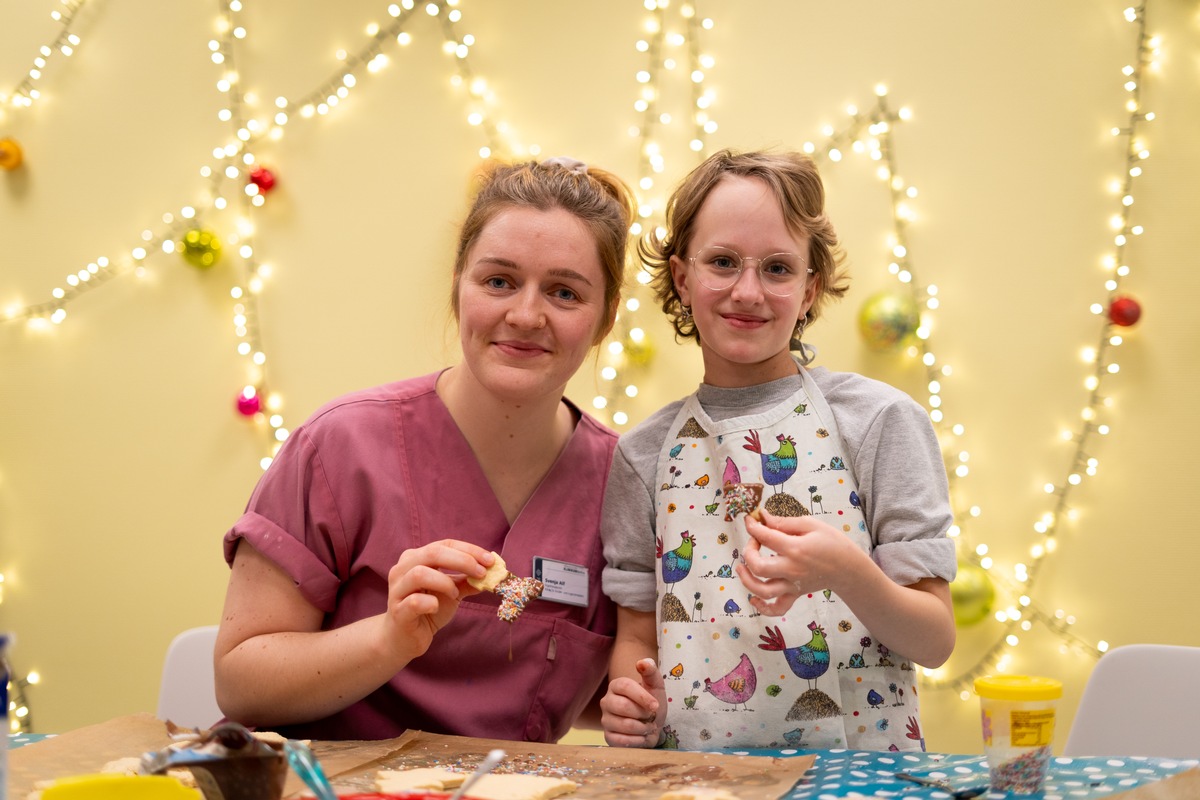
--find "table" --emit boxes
[732,747,1199,798]
[11,733,1198,799]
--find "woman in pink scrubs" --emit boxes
[214,158,636,742]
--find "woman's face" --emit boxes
[456,206,608,404]
[670,175,817,388]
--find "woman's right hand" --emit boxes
[383,540,496,660]
[599,657,667,748]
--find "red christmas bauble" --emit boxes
[1108,295,1142,327]
[249,166,276,193]
[236,389,262,416]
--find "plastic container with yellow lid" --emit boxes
[39,774,202,800]
[974,674,1063,794]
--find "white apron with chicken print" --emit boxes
[653,367,925,751]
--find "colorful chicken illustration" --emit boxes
[657,531,695,593]
[703,652,757,711]
[758,622,830,689]
[743,430,798,493]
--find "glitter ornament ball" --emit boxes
[236,388,262,416]
[951,561,996,627]
[857,289,920,352]
[1108,295,1142,327]
[0,137,24,170]
[248,166,276,193]
[624,335,655,368]
[181,229,222,269]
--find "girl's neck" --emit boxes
[701,350,800,388]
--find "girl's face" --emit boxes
[456,206,608,404]
[670,175,818,388]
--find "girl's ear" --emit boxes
[799,269,822,319]
[669,254,692,308]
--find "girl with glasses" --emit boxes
[598,149,956,751]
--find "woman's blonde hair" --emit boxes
[452,159,637,345]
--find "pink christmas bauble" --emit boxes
[236,390,262,416]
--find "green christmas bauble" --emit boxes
[951,561,995,627]
[181,228,222,269]
[857,289,920,352]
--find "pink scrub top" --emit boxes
[223,372,618,742]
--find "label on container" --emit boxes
[1010,708,1056,747]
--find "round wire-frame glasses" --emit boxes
[688,245,812,297]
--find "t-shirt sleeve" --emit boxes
[601,405,683,613]
[826,373,957,586]
[223,426,347,613]
[600,443,657,612]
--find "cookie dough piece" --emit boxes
[660,788,742,800]
[376,767,466,791]
[466,773,579,800]
[468,552,511,592]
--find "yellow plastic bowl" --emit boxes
[40,774,202,800]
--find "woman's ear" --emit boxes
[669,254,692,308]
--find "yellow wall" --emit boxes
[2,1,1198,755]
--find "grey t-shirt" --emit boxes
[601,365,957,613]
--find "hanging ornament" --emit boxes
[950,561,996,627]
[0,137,24,170]
[236,387,262,416]
[624,334,655,368]
[857,289,920,352]
[248,166,277,194]
[181,228,222,269]
[1108,295,1142,327]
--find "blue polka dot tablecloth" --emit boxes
[725,748,1199,799]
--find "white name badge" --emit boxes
[532,557,589,607]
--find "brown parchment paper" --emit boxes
[8,714,400,799]
[307,730,816,800]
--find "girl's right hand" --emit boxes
[383,540,494,661]
[599,658,667,748]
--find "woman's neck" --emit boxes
[436,365,576,524]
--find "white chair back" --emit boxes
[156,625,222,729]
[1064,643,1200,758]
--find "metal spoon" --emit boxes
[284,738,339,800]
[449,748,506,800]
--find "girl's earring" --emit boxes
[681,305,692,321]
[793,314,816,366]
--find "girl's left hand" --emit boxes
[736,511,865,616]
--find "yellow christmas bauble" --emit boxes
[0,137,24,170]
[951,561,995,627]
[624,335,654,368]
[857,289,920,352]
[181,228,222,269]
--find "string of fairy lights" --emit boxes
[593,1,719,427]
[0,0,1160,730]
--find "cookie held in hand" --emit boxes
[723,482,763,522]
[468,551,544,622]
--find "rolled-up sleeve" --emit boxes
[223,427,347,612]
[600,444,658,612]
[854,391,957,586]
